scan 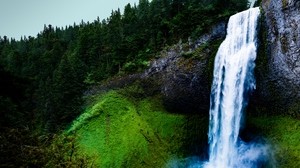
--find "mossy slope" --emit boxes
[68,91,186,167]
[248,116,300,168]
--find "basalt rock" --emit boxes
[254,0,300,116]
[142,48,211,113]
[142,22,226,113]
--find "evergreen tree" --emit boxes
[0,0,248,132]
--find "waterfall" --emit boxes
[249,0,257,8]
[203,7,267,168]
[168,6,274,168]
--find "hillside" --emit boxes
[0,0,299,167]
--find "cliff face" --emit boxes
[142,22,226,113]
[144,1,300,116]
[93,2,300,117]
[255,0,300,116]
[152,1,300,116]
[88,22,226,114]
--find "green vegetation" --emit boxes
[0,128,91,167]
[181,39,223,88]
[282,0,289,8]
[248,116,300,168]
[6,0,299,167]
[68,90,187,167]
[204,39,224,84]
[0,0,248,132]
[288,101,300,118]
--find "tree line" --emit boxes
[0,0,248,132]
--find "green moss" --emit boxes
[181,51,193,58]
[138,98,186,151]
[192,42,210,60]
[287,101,300,118]
[181,39,223,87]
[255,10,269,75]
[280,34,288,54]
[248,116,300,168]
[182,39,222,62]
[67,91,187,167]
[254,0,262,7]
[282,0,288,8]
[204,39,224,85]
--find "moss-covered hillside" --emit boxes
[247,116,300,168]
[62,83,300,168]
[67,87,199,167]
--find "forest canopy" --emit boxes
[0,0,248,132]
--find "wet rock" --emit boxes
[144,49,210,113]
[142,22,226,113]
[255,0,300,115]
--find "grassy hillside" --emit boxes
[247,116,300,168]
[67,89,188,167]
[62,84,300,168]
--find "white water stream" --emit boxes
[169,6,274,168]
[203,7,270,168]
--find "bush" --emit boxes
[0,128,92,167]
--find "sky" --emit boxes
[0,0,139,39]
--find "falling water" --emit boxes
[202,7,270,168]
[168,6,274,168]
[249,0,257,8]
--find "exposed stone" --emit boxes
[143,48,210,113]
[89,21,226,114]
[142,23,226,113]
[255,0,300,115]
[193,21,227,49]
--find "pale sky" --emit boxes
[0,0,139,39]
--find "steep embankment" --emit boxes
[68,91,182,167]
[67,85,209,167]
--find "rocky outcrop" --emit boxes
[142,22,226,113]
[254,0,300,116]
[90,1,300,117]
[143,47,211,113]
[89,22,226,114]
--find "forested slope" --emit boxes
[0,0,247,132]
[4,0,300,167]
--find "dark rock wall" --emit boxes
[143,47,211,113]
[143,22,226,113]
[254,0,300,116]
[92,2,300,116]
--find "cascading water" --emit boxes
[249,0,257,8]
[202,7,271,168]
[168,6,274,168]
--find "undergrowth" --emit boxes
[0,128,92,167]
[248,116,300,168]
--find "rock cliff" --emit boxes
[92,1,300,117]
[142,22,226,113]
[151,1,300,116]
[88,21,226,114]
[254,0,300,116]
